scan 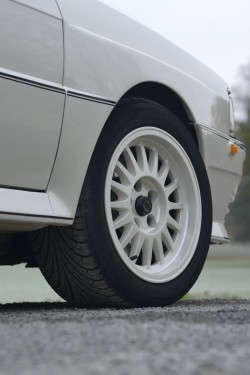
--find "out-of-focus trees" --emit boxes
[225,63,250,242]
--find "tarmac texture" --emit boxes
[0,299,249,375]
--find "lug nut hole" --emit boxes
[134,180,142,192]
[147,214,156,228]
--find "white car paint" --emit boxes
[0,0,245,244]
[0,0,64,189]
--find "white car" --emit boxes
[0,0,245,306]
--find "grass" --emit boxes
[0,255,250,304]
[187,257,250,299]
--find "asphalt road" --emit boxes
[0,299,249,375]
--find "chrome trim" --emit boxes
[0,71,65,94]
[194,122,246,150]
[67,90,116,106]
[0,71,116,106]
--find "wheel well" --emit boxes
[120,82,199,147]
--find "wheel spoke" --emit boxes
[111,180,129,197]
[129,233,145,262]
[111,199,130,210]
[167,216,181,232]
[162,227,175,252]
[113,211,132,230]
[165,179,178,197]
[158,160,169,185]
[115,161,134,185]
[136,143,148,172]
[119,223,137,249]
[149,147,159,175]
[168,202,184,211]
[123,147,140,176]
[142,237,153,267]
[153,234,165,264]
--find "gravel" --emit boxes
[0,299,249,375]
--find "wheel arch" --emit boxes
[117,81,199,148]
[45,82,203,221]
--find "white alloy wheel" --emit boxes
[105,127,202,283]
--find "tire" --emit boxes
[31,98,212,307]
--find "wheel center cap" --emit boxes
[135,195,152,216]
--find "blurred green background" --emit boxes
[0,244,249,303]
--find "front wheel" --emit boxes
[31,99,212,307]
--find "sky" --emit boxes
[101,0,250,90]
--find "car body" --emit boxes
[0,0,245,306]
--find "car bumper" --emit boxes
[194,123,246,244]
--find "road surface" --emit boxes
[0,299,249,375]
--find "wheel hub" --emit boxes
[135,195,152,216]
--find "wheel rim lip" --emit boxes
[104,127,202,283]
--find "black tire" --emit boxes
[31,99,212,307]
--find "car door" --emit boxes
[0,0,65,190]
